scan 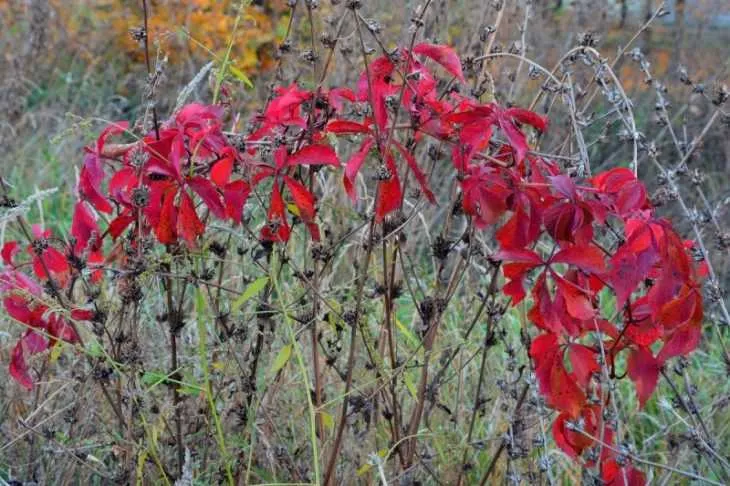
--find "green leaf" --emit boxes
[356,463,372,477]
[232,276,269,312]
[396,318,420,348]
[405,372,418,398]
[321,411,334,431]
[86,340,104,358]
[270,344,292,375]
[229,65,254,89]
[141,371,168,387]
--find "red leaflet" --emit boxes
[79,121,129,214]
[543,192,594,245]
[592,168,648,216]
[498,107,548,164]
[569,344,600,388]
[460,165,510,228]
[187,177,226,219]
[554,275,595,320]
[287,144,340,167]
[412,43,465,82]
[2,242,19,266]
[530,333,585,417]
[211,148,235,187]
[10,333,41,390]
[155,187,178,245]
[622,299,662,347]
[223,180,250,224]
[553,407,599,458]
[28,226,71,287]
[445,102,547,167]
[375,155,402,223]
[328,117,435,219]
[250,145,338,242]
[343,138,374,202]
[262,83,311,128]
[356,56,396,132]
[627,346,660,407]
[71,201,100,253]
[178,191,205,245]
[283,176,316,221]
[602,460,646,486]
[552,245,606,274]
[327,120,371,135]
[393,141,436,203]
[495,197,541,250]
[260,183,291,243]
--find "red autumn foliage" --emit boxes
[0,43,706,484]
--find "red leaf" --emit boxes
[627,347,660,408]
[211,155,234,187]
[496,202,541,249]
[602,460,646,486]
[155,188,178,244]
[262,183,291,242]
[505,107,548,133]
[47,313,78,343]
[10,331,50,390]
[498,113,530,165]
[187,176,225,219]
[95,121,129,154]
[460,165,510,228]
[412,43,465,82]
[9,339,33,390]
[543,202,593,245]
[71,308,95,321]
[549,175,577,199]
[79,166,113,214]
[569,344,599,388]
[623,300,661,347]
[343,139,374,202]
[288,144,340,167]
[223,180,251,224]
[528,272,563,333]
[71,201,99,252]
[555,275,595,320]
[552,245,605,274]
[326,120,371,134]
[501,262,538,305]
[2,242,19,266]
[607,241,657,307]
[108,212,135,239]
[374,155,402,222]
[530,333,585,416]
[394,141,435,203]
[553,407,598,458]
[283,176,316,222]
[177,191,205,245]
[592,168,647,216]
[494,248,542,265]
[657,320,702,364]
[109,167,138,205]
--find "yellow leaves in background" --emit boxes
[50,0,289,74]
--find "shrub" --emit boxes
[2,1,728,485]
